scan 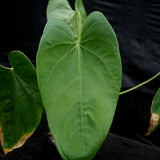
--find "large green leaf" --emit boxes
[0,51,43,154]
[37,0,122,159]
[146,87,160,135]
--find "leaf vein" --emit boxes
[80,45,116,94]
[81,38,106,44]
[51,77,80,103]
[45,46,76,95]
[77,44,84,155]
[51,27,73,40]
[45,42,75,51]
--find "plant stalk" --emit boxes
[119,72,160,95]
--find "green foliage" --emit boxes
[1,0,159,159]
[0,51,43,154]
[37,0,122,159]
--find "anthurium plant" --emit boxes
[0,0,159,160]
[37,0,121,159]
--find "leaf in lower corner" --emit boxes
[0,51,43,154]
[146,87,160,135]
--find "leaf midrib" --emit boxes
[76,10,84,155]
[77,43,84,155]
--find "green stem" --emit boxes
[119,72,160,95]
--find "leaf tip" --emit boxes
[146,113,159,136]
[3,133,32,155]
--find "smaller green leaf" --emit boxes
[0,51,43,154]
[47,0,74,23]
[146,87,160,135]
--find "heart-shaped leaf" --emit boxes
[0,51,43,154]
[37,0,122,159]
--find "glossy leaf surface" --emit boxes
[0,51,43,154]
[146,87,160,135]
[37,0,122,159]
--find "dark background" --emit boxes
[1,0,160,159]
